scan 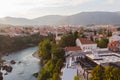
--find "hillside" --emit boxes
[0,12,120,25]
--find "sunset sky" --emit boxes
[0,0,120,19]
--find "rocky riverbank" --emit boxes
[0,47,40,80]
[0,60,15,80]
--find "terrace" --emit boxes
[85,49,120,64]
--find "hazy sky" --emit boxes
[0,0,120,19]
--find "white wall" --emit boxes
[76,39,97,52]
[109,35,120,42]
[82,44,97,52]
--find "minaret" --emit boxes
[55,29,59,44]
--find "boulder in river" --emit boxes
[4,73,8,75]
[10,60,16,64]
[18,61,21,64]
[2,65,13,72]
[33,72,38,78]
[0,72,3,80]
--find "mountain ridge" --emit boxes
[0,11,120,26]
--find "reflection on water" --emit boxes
[1,47,40,80]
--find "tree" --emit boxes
[54,59,64,73]
[59,33,76,47]
[45,60,55,74]
[51,44,65,60]
[107,31,112,37]
[104,66,114,80]
[38,39,52,64]
[90,36,93,41]
[91,65,120,80]
[117,27,120,31]
[52,73,60,80]
[90,65,104,80]
[112,67,120,80]
[38,69,50,80]
[74,31,79,39]
[74,76,82,80]
[97,38,108,48]
[94,30,97,35]
[105,66,120,80]
[38,38,65,80]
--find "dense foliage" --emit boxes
[97,38,109,48]
[90,65,120,80]
[90,65,104,80]
[74,76,82,80]
[38,39,65,80]
[0,33,45,56]
[59,31,79,48]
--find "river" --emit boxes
[1,47,40,80]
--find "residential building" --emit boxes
[109,35,120,42]
[108,31,120,51]
[76,38,97,52]
[108,41,120,52]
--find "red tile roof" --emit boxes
[108,46,116,49]
[64,46,81,51]
[109,41,120,44]
[108,41,120,50]
[79,38,95,44]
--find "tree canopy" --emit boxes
[97,38,109,48]
[90,65,104,80]
[59,33,76,47]
[90,65,120,80]
[104,66,120,80]
[38,38,65,80]
[74,76,82,80]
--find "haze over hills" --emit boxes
[0,11,120,26]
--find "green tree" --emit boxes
[90,36,93,41]
[107,31,112,37]
[45,60,55,74]
[51,44,64,60]
[90,65,104,80]
[112,67,120,80]
[74,31,79,39]
[105,66,120,80]
[59,33,76,47]
[104,66,113,80]
[38,69,50,80]
[38,39,52,64]
[52,73,60,80]
[74,76,82,80]
[54,59,63,73]
[97,38,108,48]
[94,30,97,35]
[38,38,65,80]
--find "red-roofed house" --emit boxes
[64,46,81,56]
[108,41,120,51]
[64,46,81,51]
[76,38,97,52]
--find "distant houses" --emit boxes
[108,31,120,52]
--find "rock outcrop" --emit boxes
[10,60,16,64]
[0,72,3,80]
[2,65,13,72]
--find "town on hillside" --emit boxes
[0,24,120,80]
